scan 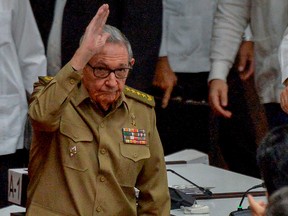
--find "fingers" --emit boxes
[280,87,288,114]
[210,93,232,118]
[161,86,173,108]
[247,194,266,216]
[209,80,232,118]
[241,64,254,80]
[87,4,109,34]
[238,55,248,73]
[70,4,110,69]
[239,58,255,80]
[237,41,254,80]
[96,4,109,30]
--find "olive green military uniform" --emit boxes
[26,63,170,216]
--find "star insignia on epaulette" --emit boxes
[123,86,155,107]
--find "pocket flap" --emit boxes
[120,142,150,162]
[60,121,93,142]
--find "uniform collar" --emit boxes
[72,82,130,113]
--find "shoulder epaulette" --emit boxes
[124,86,155,107]
[38,76,54,85]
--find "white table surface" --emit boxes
[0,205,26,216]
[167,163,266,216]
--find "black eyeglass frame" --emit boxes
[87,63,132,79]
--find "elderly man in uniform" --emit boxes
[26,4,170,216]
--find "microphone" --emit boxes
[229,182,265,216]
[167,169,213,197]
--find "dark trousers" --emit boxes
[154,69,265,178]
[264,103,288,130]
[214,68,266,178]
[154,72,211,156]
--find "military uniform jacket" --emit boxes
[26,63,170,216]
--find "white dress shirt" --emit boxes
[0,0,47,155]
[159,0,218,73]
[47,0,67,76]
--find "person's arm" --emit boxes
[153,0,177,108]
[279,27,288,113]
[29,4,110,131]
[208,0,251,118]
[13,0,47,95]
[153,57,177,108]
[237,25,254,80]
[209,0,251,81]
[136,109,170,215]
[279,26,288,85]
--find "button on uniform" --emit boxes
[69,79,75,85]
[96,206,102,212]
[100,176,105,182]
[100,149,106,154]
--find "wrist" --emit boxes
[284,78,288,87]
[242,34,253,42]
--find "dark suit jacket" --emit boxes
[30,0,162,93]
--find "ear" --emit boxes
[130,58,135,67]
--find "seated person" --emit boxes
[248,124,288,215]
[266,186,288,216]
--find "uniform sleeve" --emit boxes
[279,27,288,84]
[136,109,171,215]
[209,0,251,82]
[13,0,47,94]
[29,63,82,132]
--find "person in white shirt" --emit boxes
[152,0,259,178]
[152,0,218,156]
[0,0,46,208]
[209,0,288,128]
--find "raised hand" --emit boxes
[71,4,110,70]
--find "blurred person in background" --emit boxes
[153,0,261,180]
[0,0,46,208]
[248,125,288,215]
[208,0,288,176]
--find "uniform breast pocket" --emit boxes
[117,142,151,187]
[60,121,94,172]
[120,142,151,162]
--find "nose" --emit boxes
[105,72,118,87]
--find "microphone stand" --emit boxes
[167,169,213,197]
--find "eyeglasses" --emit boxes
[87,63,132,79]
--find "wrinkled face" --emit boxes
[83,42,134,111]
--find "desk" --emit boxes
[170,196,267,216]
[0,205,26,216]
[167,163,267,216]
[1,164,266,216]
